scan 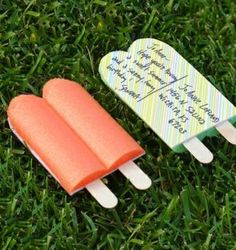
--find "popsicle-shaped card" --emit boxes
[99,38,236,163]
[8,79,151,208]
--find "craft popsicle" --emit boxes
[99,38,236,163]
[8,95,107,192]
[8,79,151,208]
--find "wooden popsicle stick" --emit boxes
[86,179,118,208]
[216,120,236,145]
[119,161,152,190]
[183,137,213,164]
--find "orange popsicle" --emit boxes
[43,78,151,189]
[8,79,151,208]
[8,95,119,208]
[7,95,108,194]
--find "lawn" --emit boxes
[0,0,236,249]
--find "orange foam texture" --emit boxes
[7,95,106,194]
[43,78,145,170]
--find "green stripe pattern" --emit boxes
[99,38,236,149]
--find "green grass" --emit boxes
[0,0,236,249]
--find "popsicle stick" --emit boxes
[119,161,152,190]
[216,120,236,145]
[183,137,213,164]
[86,179,118,208]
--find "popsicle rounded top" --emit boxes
[43,78,145,170]
[7,95,106,194]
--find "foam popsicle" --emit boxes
[43,78,151,190]
[7,95,118,208]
